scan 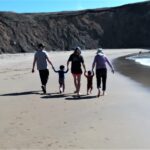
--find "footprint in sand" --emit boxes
[37,141,43,144]
[64,121,67,124]
[26,129,31,131]
[20,111,28,114]
[73,131,76,134]
[19,123,23,126]
[10,122,15,125]
[55,141,59,144]
[47,143,53,147]
[16,116,22,120]
[105,137,110,141]
[89,126,95,129]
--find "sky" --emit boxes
[0,0,148,13]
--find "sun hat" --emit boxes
[96,48,103,54]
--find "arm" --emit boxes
[45,52,54,67]
[46,57,53,67]
[67,61,70,70]
[92,56,96,72]
[105,57,115,73]
[82,63,86,72]
[92,71,95,77]
[84,71,88,77]
[32,56,37,73]
[64,68,69,73]
[81,56,86,72]
[67,54,72,70]
[52,66,58,73]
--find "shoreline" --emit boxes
[113,52,150,90]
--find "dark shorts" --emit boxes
[59,78,64,85]
[71,68,82,74]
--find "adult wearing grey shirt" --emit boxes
[32,43,53,94]
[92,48,114,97]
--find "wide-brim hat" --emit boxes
[96,48,103,54]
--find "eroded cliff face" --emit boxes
[0,1,150,53]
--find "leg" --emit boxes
[90,86,93,94]
[77,74,81,96]
[87,83,90,95]
[39,70,45,86]
[62,82,65,92]
[102,69,107,95]
[96,69,101,89]
[73,74,78,93]
[59,79,63,93]
[96,69,101,97]
[44,69,49,86]
[87,85,89,95]
[43,69,49,93]
[41,69,49,86]
[59,83,62,93]
[39,70,49,94]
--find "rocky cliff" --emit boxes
[0,1,150,53]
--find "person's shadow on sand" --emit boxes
[65,95,97,100]
[41,93,72,99]
[0,91,98,100]
[41,93,97,100]
[0,91,41,96]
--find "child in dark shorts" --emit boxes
[84,70,94,95]
[52,65,69,93]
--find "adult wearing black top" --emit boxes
[67,47,86,97]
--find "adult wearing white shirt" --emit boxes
[32,43,53,94]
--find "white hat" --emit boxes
[96,48,103,54]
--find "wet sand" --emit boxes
[113,51,150,89]
[0,49,150,149]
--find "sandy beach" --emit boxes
[0,49,150,149]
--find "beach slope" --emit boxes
[0,49,150,149]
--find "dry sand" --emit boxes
[0,49,150,149]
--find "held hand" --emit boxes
[92,70,94,75]
[112,69,115,74]
[52,65,55,70]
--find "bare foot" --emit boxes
[102,91,107,96]
[97,89,100,97]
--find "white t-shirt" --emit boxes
[34,50,49,70]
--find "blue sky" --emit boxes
[0,0,148,13]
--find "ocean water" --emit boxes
[126,54,150,67]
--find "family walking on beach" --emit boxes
[32,43,114,97]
